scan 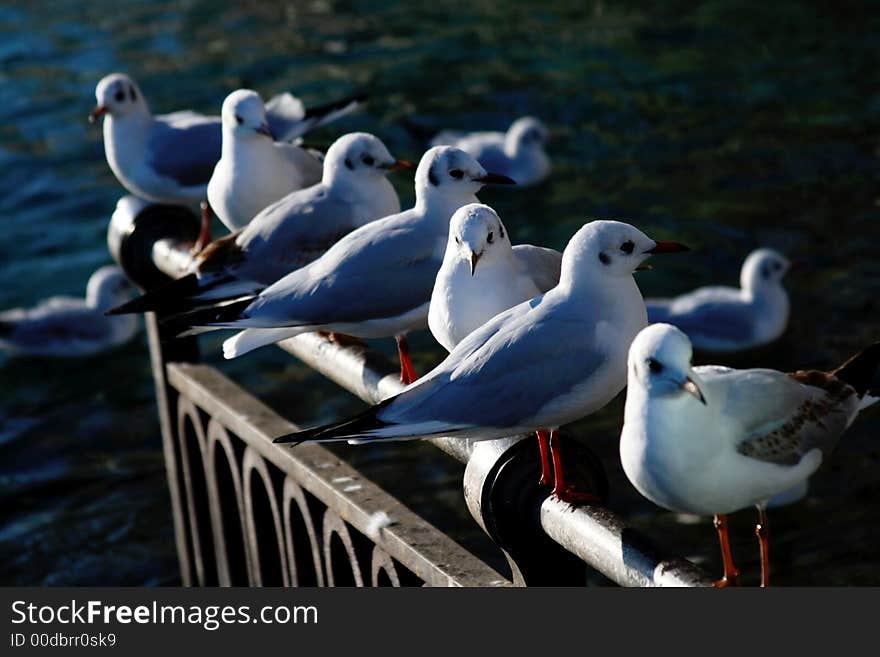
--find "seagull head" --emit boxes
[415,146,515,205]
[447,203,511,275]
[222,89,272,139]
[628,324,706,404]
[86,265,135,310]
[90,73,147,123]
[740,248,792,292]
[506,116,549,152]
[323,132,413,186]
[560,220,689,285]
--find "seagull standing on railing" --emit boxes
[207,89,324,232]
[429,116,551,187]
[89,72,366,249]
[646,248,793,352]
[164,146,516,384]
[0,266,139,358]
[271,221,689,504]
[429,203,560,351]
[106,133,407,318]
[619,323,879,586]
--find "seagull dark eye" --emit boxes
[362,155,375,166]
[621,240,635,254]
[235,115,244,125]
[486,232,494,244]
[648,358,664,374]
[114,89,125,102]
[599,252,611,265]
[449,169,464,179]
[772,262,782,271]
[455,236,462,245]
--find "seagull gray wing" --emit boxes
[148,114,222,187]
[0,302,111,348]
[240,214,442,326]
[378,297,608,431]
[276,142,323,183]
[236,186,365,281]
[513,244,562,293]
[266,92,365,142]
[699,366,857,466]
[659,288,756,343]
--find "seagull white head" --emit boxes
[447,203,511,275]
[86,265,134,310]
[559,220,689,288]
[506,116,549,152]
[322,132,412,187]
[628,323,706,404]
[221,89,271,139]
[740,248,792,292]
[415,146,515,205]
[90,73,148,123]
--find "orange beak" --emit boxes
[88,106,107,124]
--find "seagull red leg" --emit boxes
[713,514,741,587]
[192,201,213,253]
[549,429,600,505]
[755,507,770,588]
[535,429,553,486]
[395,334,417,385]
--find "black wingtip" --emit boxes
[273,398,396,445]
[159,296,255,338]
[834,342,880,397]
[105,273,205,317]
[303,92,368,120]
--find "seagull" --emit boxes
[90,72,365,247]
[646,248,793,352]
[107,133,406,317]
[271,220,689,504]
[430,116,550,187]
[0,266,139,358]
[206,89,324,232]
[164,146,516,383]
[619,323,879,586]
[428,203,561,352]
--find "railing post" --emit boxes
[107,196,202,585]
[463,433,609,585]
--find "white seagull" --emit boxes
[428,203,561,352]
[431,116,551,187]
[207,89,324,232]
[272,221,689,504]
[165,146,516,383]
[0,266,139,358]
[90,73,364,246]
[646,248,793,352]
[108,133,407,318]
[620,323,879,586]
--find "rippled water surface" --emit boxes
[1,1,878,585]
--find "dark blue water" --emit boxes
[2,1,878,585]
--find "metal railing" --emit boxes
[108,195,714,587]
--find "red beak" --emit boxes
[88,106,107,124]
[473,172,517,185]
[383,159,417,172]
[645,240,690,254]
